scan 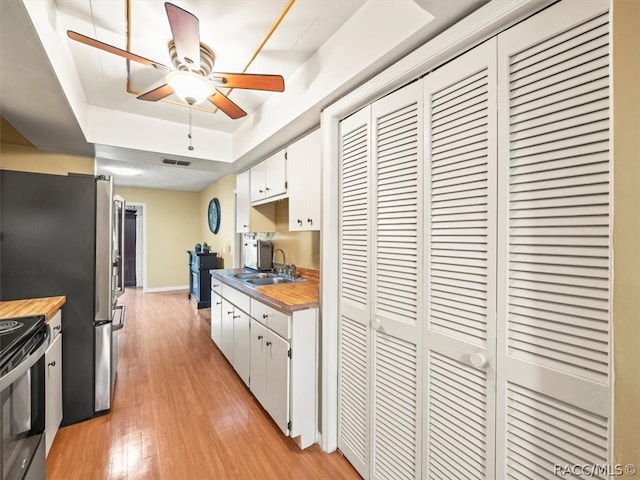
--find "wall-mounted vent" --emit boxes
[162,158,191,167]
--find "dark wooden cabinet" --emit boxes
[188,251,217,308]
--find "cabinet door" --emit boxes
[45,333,63,456]
[250,163,266,202]
[233,309,251,386]
[221,299,235,363]
[265,150,287,198]
[210,291,223,347]
[265,330,290,435]
[288,129,321,231]
[250,319,268,406]
[236,170,250,233]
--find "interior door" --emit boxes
[496,1,612,475]
[338,106,372,479]
[370,80,423,480]
[422,38,497,479]
[124,210,137,287]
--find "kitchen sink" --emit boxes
[245,277,289,286]
[233,272,277,280]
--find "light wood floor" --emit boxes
[46,288,360,480]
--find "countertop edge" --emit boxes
[210,269,319,316]
[0,296,67,323]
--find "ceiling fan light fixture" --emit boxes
[166,70,214,105]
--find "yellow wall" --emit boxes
[116,187,200,290]
[199,174,236,269]
[0,143,94,175]
[613,0,640,466]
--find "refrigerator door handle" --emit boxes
[114,195,126,298]
[112,305,125,332]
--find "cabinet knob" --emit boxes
[262,314,268,320]
[216,302,221,306]
[53,325,61,331]
[243,224,249,228]
[257,335,263,340]
[227,311,234,315]
[48,361,56,367]
[265,187,271,191]
[213,284,220,288]
[266,341,272,346]
[307,218,313,225]
[233,315,241,319]
[297,219,303,226]
[259,189,264,193]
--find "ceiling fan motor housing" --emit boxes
[168,40,215,77]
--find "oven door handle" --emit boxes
[112,305,125,331]
[0,330,50,392]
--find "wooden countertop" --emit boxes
[0,296,66,323]
[211,268,319,315]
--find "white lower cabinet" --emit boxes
[220,299,235,363]
[250,319,291,434]
[211,275,318,449]
[232,309,250,386]
[45,310,63,457]
[210,290,222,346]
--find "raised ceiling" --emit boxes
[1,0,490,191]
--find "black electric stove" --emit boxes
[0,315,46,374]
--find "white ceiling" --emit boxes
[1,0,489,191]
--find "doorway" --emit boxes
[124,209,137,287]
[123,202,146,290]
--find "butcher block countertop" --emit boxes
[0,296,66,323]
[211,268,319,315]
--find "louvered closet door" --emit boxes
[370,81,423,480]
[423,38,497,479]
[495,1,612,477]
[338,106,372,479]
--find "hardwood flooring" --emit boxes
[46,288,359,480]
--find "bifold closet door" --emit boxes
[338,81,423,480]
[338,106,372,479]
[495,0,612,477]
[422,38,497,479]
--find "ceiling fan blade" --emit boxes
[211,73,285,92]
[165,2,201,70]
[208,91,247,119]
[67,31,169,71]
[137,84,175,102]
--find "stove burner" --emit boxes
[0,320,24,335]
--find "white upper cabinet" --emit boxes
[251,149,287,204]
[236,170,275,233]
[287,129,321,231]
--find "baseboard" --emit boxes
[143,285,189,293]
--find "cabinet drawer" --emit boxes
[221,284,250,313]
[211,278,222,293]
[48,310,62,342]
[251,299,290,339]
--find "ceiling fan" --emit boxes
[67,2,285,120]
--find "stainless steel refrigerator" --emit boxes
[0,171,125,426]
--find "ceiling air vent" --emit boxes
[162,158,191,167]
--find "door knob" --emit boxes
[470,352,489,369]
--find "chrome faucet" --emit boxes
[273,248,286,266]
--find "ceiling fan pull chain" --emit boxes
[188,105,194,151]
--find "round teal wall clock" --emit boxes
[208,198,221,234]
